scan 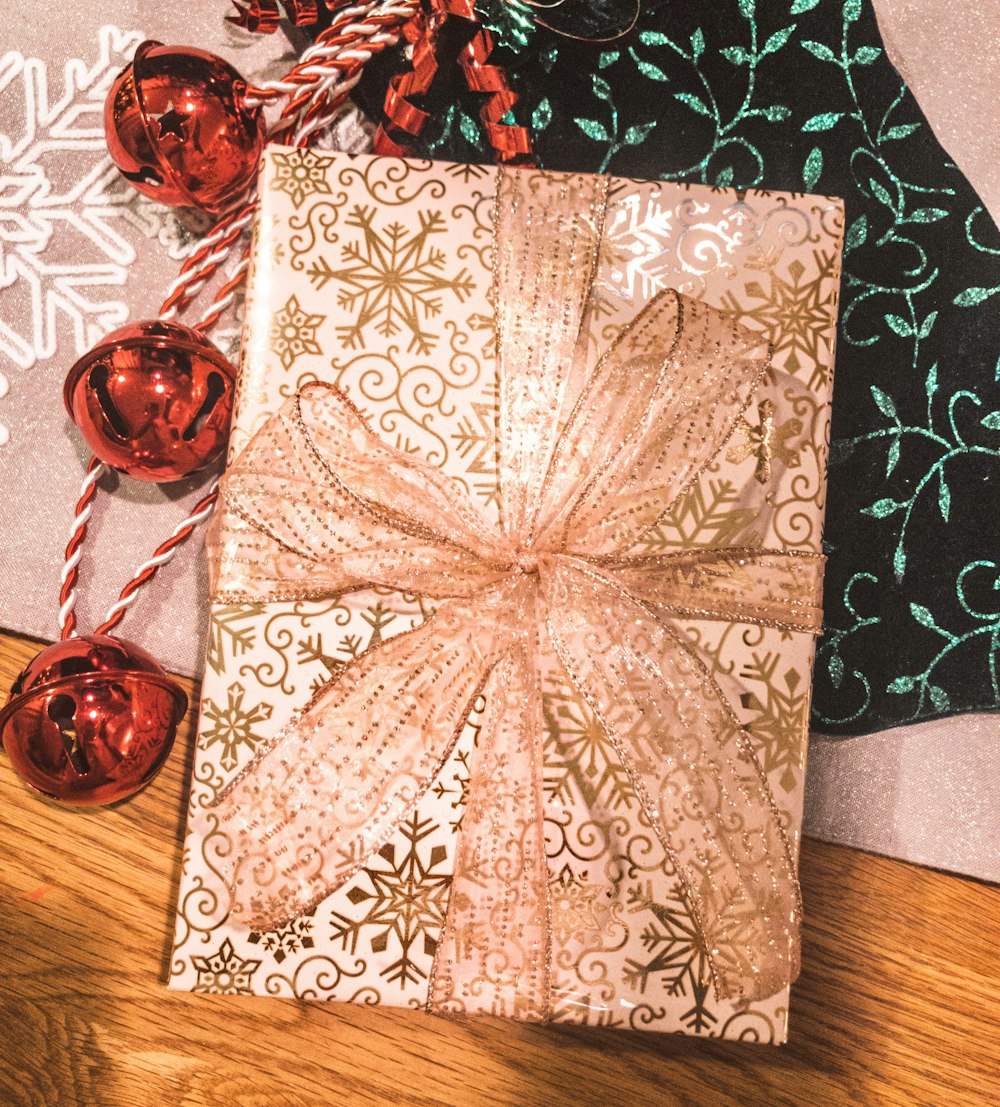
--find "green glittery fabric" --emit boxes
[355,0,1000,736]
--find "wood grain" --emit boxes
[0,627,997,1107]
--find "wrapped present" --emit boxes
[169,147,844,1040]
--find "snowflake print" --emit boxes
[330,812,452,988]
[624,880,717,1034]
[268,293,325,369]
[549,864,608,946]
[721,252,840,388]
[199,681,273,771]
[191,938,261,995]
[248,911,316,964]
[598,189,675,304]
[269,147,332,209]
[739,654,809,793]
[307,205,475,356]
[0,26,191,447]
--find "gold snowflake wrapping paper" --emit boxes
[169,146,844,1041]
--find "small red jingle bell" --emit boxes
[0,635,187,806]
[105,40,266,214]
[64,319,237,482]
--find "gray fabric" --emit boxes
[0,3,995,883]
[874,0,1000,229]
[805,716,999,882]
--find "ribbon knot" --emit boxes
[205,166,824,1022]
[513,549,540,575]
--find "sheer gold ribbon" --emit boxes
[205,167,824,1020]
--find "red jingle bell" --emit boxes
[0,635,187,806]
[64,319,237,482]
[105,40,266,214]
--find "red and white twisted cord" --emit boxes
[95,482,221,635]
[58,0,415,638]
[58,457,108,639]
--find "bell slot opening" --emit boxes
[89,363,132,440]
[121,165,163,188]
[182,371,226,441]
[47,694,90,775]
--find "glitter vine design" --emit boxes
[569,7,794,184]
[818,374,1000,724]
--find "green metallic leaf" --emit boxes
[925,361,938,399]
[592,74,612,101]
[803,145,822,190]
[853,46,881,65]
[954,286,998,306]
[893,542,907,580]
[802,112,843,131]
[721,45,751,65]
[884,314,913,338]
[918,311,938,339]
[762,26,796,55]
[623,121,657,146]
[843,0,862,21]
[938,474,951,522]
[844,214,867,252]
[910,603,938,629]
[802,39,837,62]
[738,0,755,19]
[715,165,734,187]
[634,57,670,81]
[887,675,915,694]
[884,123,920,140]
[765,105,791,122]
[531,97,553,131]
[597,50,618,69]
[906,208,949,223]
[929,685,950,711]
[639,31,671,46]
[886,436,900,476]
[691,28,705,58]
[862,497,903,518]
[980,411,1000,430]
[871,385,897,417]
[828,653,844,689]
[459,112,480,144]
[869,177,894,209]
[791,0,820,12]
[674,92,712,117]
[573,117,611,142]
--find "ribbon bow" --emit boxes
[207,167,823,1021]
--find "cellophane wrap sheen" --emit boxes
[169,147,844,1041]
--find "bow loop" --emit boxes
[210,381,509,602]
[537,291,773,556]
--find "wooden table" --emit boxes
[1,627,997,1106]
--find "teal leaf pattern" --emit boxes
[802,146,822,190]
[802,112,843,131]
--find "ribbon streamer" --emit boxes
[374,0,535,164]
[206,166,824,1019]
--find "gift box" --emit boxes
[169,146,844,1041]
